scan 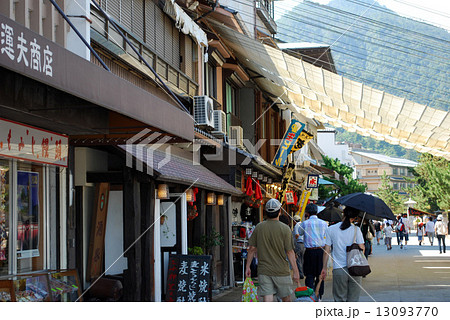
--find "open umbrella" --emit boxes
[335,192,396,221]
[317,202,343,223]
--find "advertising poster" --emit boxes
[17,171,40,259]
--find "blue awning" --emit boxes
[319,178,335,185]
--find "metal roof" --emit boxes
[351,151,418,167]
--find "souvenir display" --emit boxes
[0,269,81,302]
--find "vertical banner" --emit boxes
[298,190,311,220]
[278,163,295,205]
[272,119,305,168]
[87,182,110,281]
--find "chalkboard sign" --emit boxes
[166,254,212,302]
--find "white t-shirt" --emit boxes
[425,221,435,233]
[325,222,364,270]
[384,226,393,238]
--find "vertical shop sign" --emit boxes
[87,183,110,281]
[0,166,8,261]
[0,118,68,167]
[166,255,212,302]
[272,119,305,168]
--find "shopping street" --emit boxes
[213,234,450,302]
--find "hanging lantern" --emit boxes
[245,167,253,176]
[252,171,258,178]
[258,173,263,181]
[186,188,194,202]
[217,194,224,206]
[157,184,169,199]
[268,178,272,184]
[206,192,216,205]
[263,176,268,183]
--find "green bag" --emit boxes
[295,287,314,298]
[241,277,259,302]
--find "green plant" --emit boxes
[200,228,224,255]
[188,246,204,255]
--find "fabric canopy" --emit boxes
[209,21,450,160]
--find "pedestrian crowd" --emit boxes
[245,199,448,303]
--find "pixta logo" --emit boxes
[125,129,172,175]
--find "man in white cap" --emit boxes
[245,198,300,302]
[434,215,448,254]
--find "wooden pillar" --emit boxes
[140,181,155,301]
[122,167,142,301]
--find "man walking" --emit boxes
[425,216,435,246]
[374,221,382,245]
[293,215,305,279]
[299,203,328,300]
[435,215,448,254]
[245,199,300,302]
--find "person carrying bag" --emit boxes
[347,225,371,277]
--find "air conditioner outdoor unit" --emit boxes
[213,110,227,135]
[193,95,214,129]
[229,126,244,149]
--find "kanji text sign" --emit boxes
[166,255,212,302]
[0,118,68,167]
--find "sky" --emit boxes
[274,0,450,31]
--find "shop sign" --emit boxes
[298,190,311,219]
[0,118,68,167]
[272,119,305,168]
[285,191,295,205]
[278,163,295,205]
[307,174,319,188]
[1,18,54,78]
[166,254,212,302]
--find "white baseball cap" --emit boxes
[265,198,282,213]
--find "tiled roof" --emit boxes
[120,145,242,195]
[351,151,418,167]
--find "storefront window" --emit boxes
[0,160,10,276]
[16,163,44,274]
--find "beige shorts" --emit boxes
[258,274,293,298]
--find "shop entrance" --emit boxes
[154,193,187,301]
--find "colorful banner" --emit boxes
[290,130,314,153]
[272,119,305,168]
[0,118,68,167]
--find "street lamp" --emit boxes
[404,198,417,226]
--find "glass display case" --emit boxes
[0,269,81,302]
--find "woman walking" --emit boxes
[417,222,424,246]
[321,207,365,302]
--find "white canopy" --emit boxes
[209,21,450,160]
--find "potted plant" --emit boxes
[200,228,224,255]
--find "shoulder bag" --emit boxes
[346,226,371,277]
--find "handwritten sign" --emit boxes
[272,119,305,168]
[0,118,68,167]
[290,130,314,153]
[166,255,212,302]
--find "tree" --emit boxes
[320,155,367,199]
[376,172,405,215]
[410,154,450,211]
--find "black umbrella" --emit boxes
[335,192,396,221]
[317,202,343,223]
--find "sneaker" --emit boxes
[400,245,403,249]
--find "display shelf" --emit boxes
[0,269,81,302]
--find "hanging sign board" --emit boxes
[307,174,319,188]
[285,191,295,205]
[166,254,212,302]
[272,119,305,168]
[278,163,295,205]
[0,118,68,167]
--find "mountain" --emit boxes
[275,0,449,160]
[275,0,449,112]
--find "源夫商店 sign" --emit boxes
[0,118,68,167]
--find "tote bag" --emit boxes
[346,226,371,277]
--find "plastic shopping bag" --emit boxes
[241,277,259,302]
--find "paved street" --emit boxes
[213,234,450,302]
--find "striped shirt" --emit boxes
[299,215,328,248]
